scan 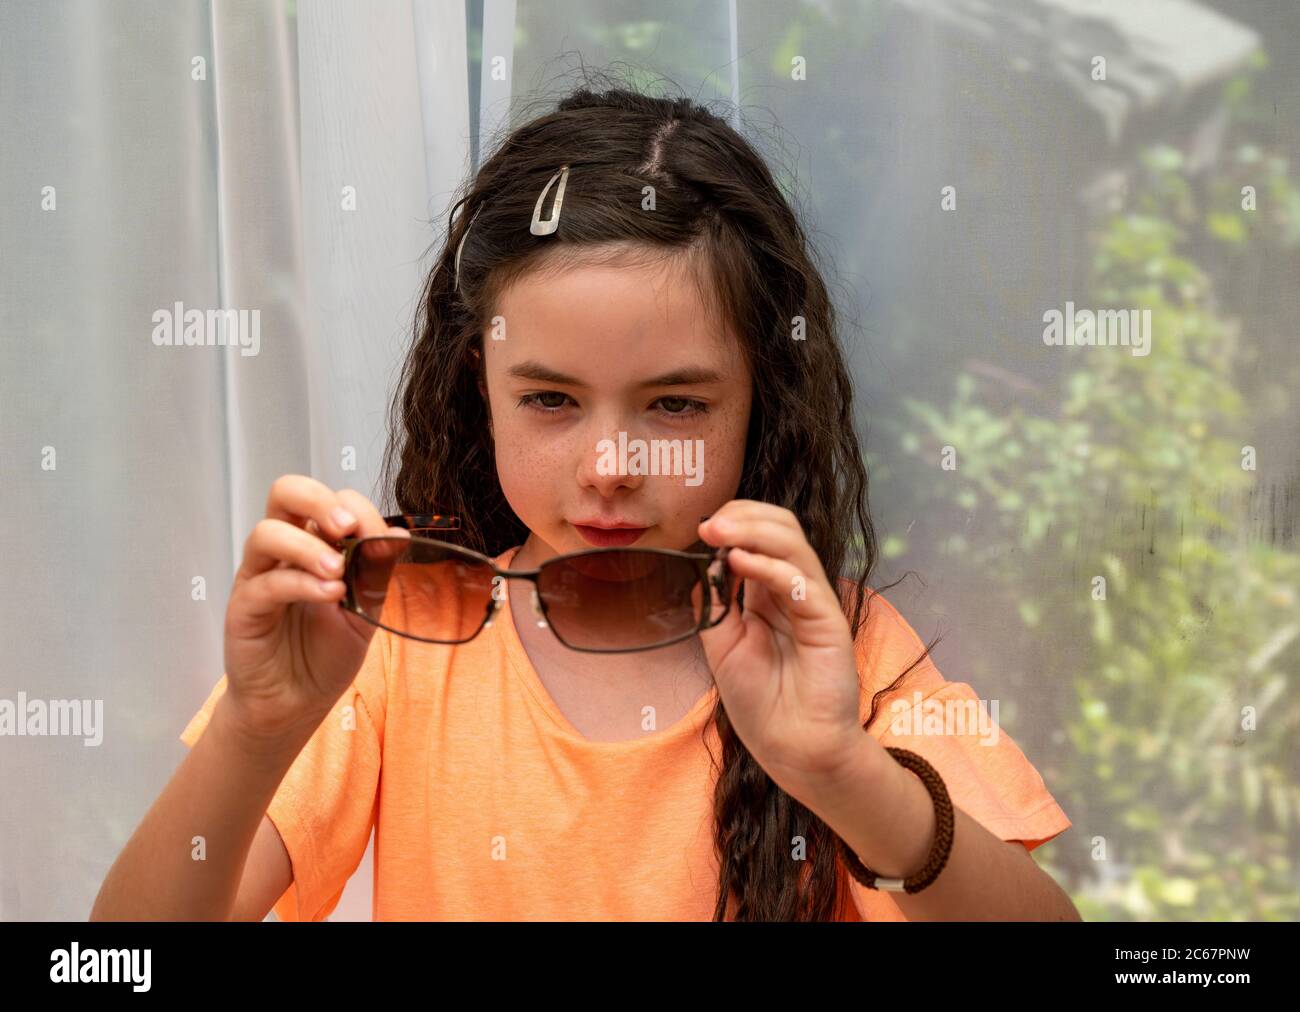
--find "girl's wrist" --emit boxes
[806,736,937,880]
[211,694,317,770]
[799,729,890,810]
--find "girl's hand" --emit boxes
[221,475,410,746]
[697,501,875,805]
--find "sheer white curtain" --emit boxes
[0,0,468,920]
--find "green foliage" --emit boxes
[901,66,1300,920]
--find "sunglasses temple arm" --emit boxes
[705,550,738,628]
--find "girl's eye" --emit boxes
[655,396,707,417]
[519,391,572,412]
[519,392,705,416]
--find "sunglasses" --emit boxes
[331,514,737,653]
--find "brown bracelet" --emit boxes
[835,746,955,894]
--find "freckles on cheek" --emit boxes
[494,424,568,509]
[705,400,750,491]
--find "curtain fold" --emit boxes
[0,0,468,920]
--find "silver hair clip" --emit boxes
[529,165,569,236]
[454,205,482,295]
[454,166,569,294]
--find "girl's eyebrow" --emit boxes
[506,360,724,388]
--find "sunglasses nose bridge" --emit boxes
[494,571,548,628]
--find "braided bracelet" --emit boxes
[835,746,955,893]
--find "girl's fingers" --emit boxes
[264,474,364,544]
[241,480,396,583]
[700,514,825,589]
[335,488,393,541]
[702,499,803,534]
[233,568,346,624]
[725,547,831,623]
[239,518,347,582]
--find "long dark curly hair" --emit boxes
[379,76,933,920]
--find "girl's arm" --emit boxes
[698,502,1081,920]
[90,694,297,921]
[92,477,400,920]
[807,741,1080,920]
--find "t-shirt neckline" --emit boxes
[492,545,720,749]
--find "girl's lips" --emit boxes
[572,524,650,547]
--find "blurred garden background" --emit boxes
[490,0,1300,920]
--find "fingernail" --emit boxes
[320,551,343,573]
[332,507,357,528]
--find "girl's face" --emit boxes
[481,254,753,563]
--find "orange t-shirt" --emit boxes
[180,546,1070,921]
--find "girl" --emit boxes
[93,85,1076,922]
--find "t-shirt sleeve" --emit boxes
[178,629,389,922]
[848,587,1071,836]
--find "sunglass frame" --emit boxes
[334,514,735,654]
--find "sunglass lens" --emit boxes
[347,537,495,643]
[535,551,705,651]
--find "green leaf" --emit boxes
[1158,878,1198,906]
[881,535,907,559]
[1206,211,1246,244]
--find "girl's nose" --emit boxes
[576,429,645,496]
